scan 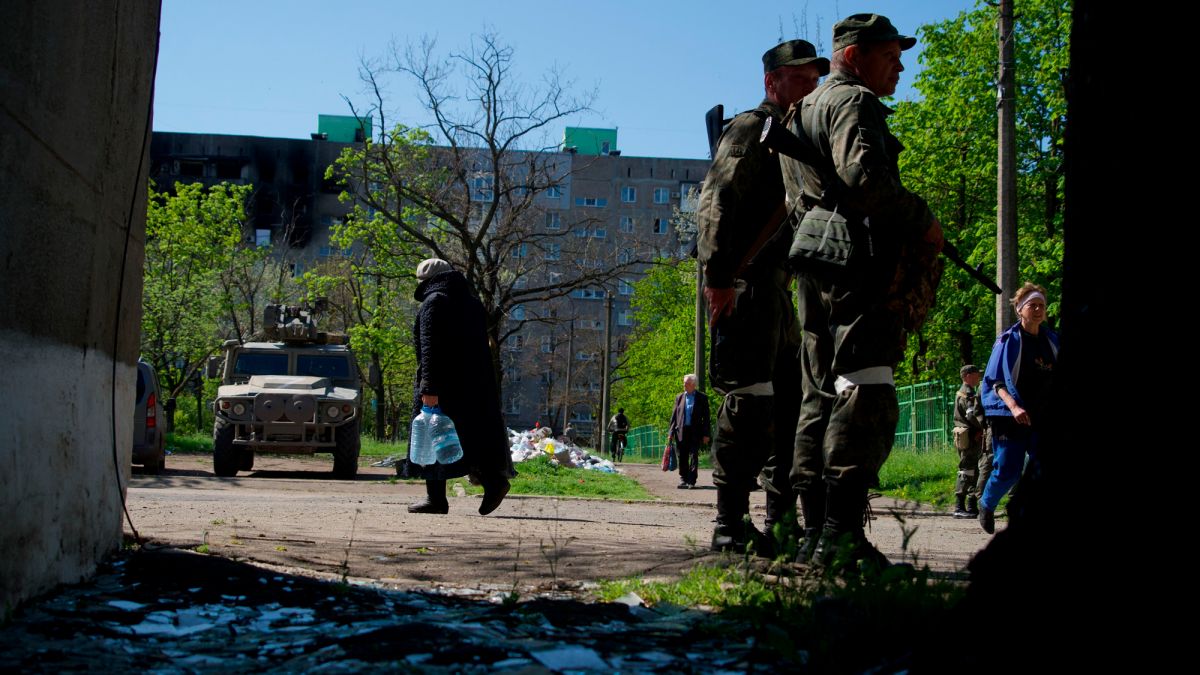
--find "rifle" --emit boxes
[705,104,727,158]
[758,116,1002,295]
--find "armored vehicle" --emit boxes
[209,304,361,478]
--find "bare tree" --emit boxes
[328,31,662,383]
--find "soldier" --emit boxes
[952,365,985,518]
[779,14,944,569]
[697,40,829,553]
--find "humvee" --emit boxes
[208,304,361,478]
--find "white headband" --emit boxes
[1017,291,1046,312]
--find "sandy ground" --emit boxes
[125,454,998,591]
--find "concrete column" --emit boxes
[0,0,160,610]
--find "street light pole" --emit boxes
[600,292,613,457]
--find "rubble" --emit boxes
[508,428,620,474]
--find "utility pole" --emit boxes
[600,292,613,457]
[560,320,575,433]
[996,0,1018,334]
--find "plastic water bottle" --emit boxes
[430,410,463,464]
[408,405,437,465]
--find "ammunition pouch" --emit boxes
[787,204,870,283]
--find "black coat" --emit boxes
[400,271,514,482]
[667,390,711,445]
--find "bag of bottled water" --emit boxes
[409,405,463,466]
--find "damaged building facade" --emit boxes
[150,124,709,442]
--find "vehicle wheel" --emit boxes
[239,450,255,472]
[149,434,166,475]
[213,422,239,477]
[332,419,360,479]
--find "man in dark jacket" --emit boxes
[401,258,515,515]
[780,14,944,569]
[697,39,827,553]
[665,374,711,489]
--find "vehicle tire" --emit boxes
[332,419,360,480]
[148,433,166,475]
[239,450,255,472]
[213,421,239,477]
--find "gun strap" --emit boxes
[733,201,790,279]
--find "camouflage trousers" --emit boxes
[954,430,983,498]
[709,269,801,498]
[790,273,906,491]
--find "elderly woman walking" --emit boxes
[400,258,515,515]
[978,282,1059,533]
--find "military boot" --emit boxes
[810,481,892,574]
[953,493,970,519]
[762,490,798,559]
[711,489,763,554]
[966,495,979,516]
[794,485,826,565]
[408,479,450,514]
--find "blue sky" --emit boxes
[154,0,981,159]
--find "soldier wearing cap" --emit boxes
[779,14,945,570]
[696,39,828,554]
[953,365,985,518]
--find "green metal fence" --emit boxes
[625,424,667,460]
[894,380,952,449]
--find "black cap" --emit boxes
[833,14,916,52]
[960,365,981,377]
[762,39,830,75]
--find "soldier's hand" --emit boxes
[704,286,736,328]
[925,217,945,252]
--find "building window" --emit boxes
[653,187,670,204]
[617,248,633,264]
[618,279,634,296]
[513,276,528,290]
[540,370,553,384]
[618,309,634,326]
[511,304,526,320]
[505,398,521,414]
[546,185,562,198]
[511,243,528,258]
[570,288,606,300]
[540,335,555,353]
[471,175,494,202]
[592,227,607,240]
[546,212,561,230]
[544,243,561,261]
[255,229,271,248]
[653,218,669,234]
[576,318,603,330]
[548,271,563,285]
[620,216,635,233]
[505,365,521,382]
[574,196,608,208]
[576,351,598,362]
[507,335,524,351]
[621,186,636,203]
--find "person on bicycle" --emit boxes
[607,408,630,461]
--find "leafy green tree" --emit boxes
[891,0,1069,385]
[141,181,253,422]
[612,258,717,433]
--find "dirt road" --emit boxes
[125,454,996,591]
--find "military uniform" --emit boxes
[779,15,942,567]
[697,97,802,550]
[953,379,985,516]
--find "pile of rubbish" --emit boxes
[508,426,620,474]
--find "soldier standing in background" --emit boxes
[952,365,985,518]
[697,39,828,553]
[779,14,944,570]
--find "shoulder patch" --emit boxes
[729,144,748,157]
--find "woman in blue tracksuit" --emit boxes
[978,282,1059,533]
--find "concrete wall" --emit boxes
[0,0,160,610]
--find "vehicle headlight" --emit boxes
[232,403,246,416]
[326,405,341,419]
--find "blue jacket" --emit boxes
[981,322,1060,418]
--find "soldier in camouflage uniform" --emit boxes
[952,365,985,518]
[697,40,828,554]
[778,14,945,570]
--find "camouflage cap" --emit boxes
[762,39,830,75]
[960,365,981,377]
[833,14,917,51]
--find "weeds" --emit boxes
[339,508,361,584]
[538,500,575,590]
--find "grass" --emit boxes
[167,431,404,459]
[460,455,653,501]
[877,445,958,509]
[599,559,965,672]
